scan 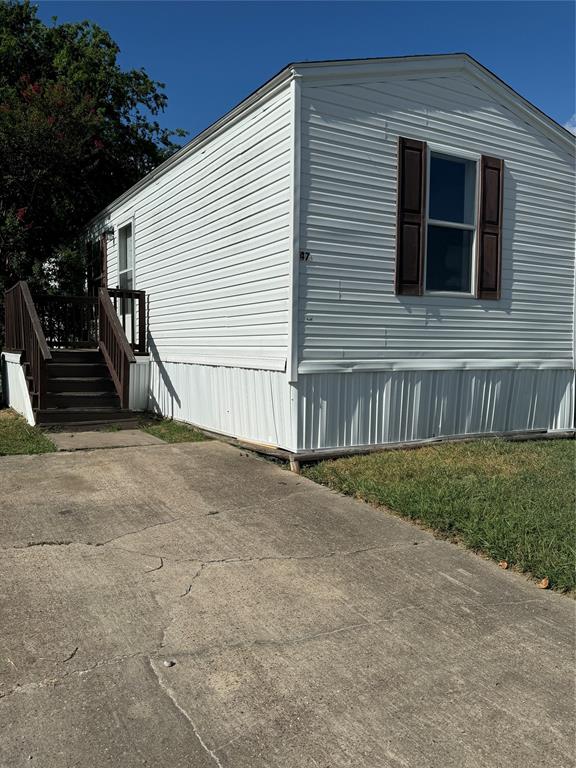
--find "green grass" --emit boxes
[0,409,56,456]
[139,417,207,444]
[304,438,576,592]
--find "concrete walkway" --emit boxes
[48,428,164,451]
[0,442,573,768]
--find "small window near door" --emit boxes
[118,223,134,289]
[425,152,477,294]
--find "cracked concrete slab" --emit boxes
[0,543,198,694]
[0,656,216,768]
[0,441,574,767]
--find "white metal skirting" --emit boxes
[129,356,151,411]
[297,369,574,451]
[148,359,294,450]
[1,352,35,425]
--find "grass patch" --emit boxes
[139,417,207,444]
[304,438,576,592]
[0,409,56,456]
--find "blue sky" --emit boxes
[36,1,576,143]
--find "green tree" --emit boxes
[0,0,185,301]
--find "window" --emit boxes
[425,152,477,294]
[395,137,503,300]
[118,223,134,289]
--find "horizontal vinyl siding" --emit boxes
[100,86,293,369]
[298,74,576,368]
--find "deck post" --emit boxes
[138,291,146,354]
[289,458,301,474]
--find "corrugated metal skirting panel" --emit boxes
[148,360,294,450]
[129,357,151,412]
[298,369,574,451]
[1,352,35,425]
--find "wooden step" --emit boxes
[35,407,138,426]
[46,377,116,394]
[50,349,102,363]
[31,347,139,428]
[43,392,120,409]
[47,362,109,378]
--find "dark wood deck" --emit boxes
[3,282,147,427]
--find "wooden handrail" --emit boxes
[18,282,52,360]
[98,287,135,408]
[3,281,52,410]
[107,289,145,299]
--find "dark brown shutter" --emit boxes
[395,137,427,295]
[477,155,504,299]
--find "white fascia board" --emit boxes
[293,53,575,156]
[87,67,295,227]
[292,54,466,81]
[460,57,576,157]
[298,359,575,374]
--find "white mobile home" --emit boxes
[83,53,575,456]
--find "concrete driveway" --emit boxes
[0,441,573,768]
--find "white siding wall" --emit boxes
[100,85,293,371]
[88,62,575,454]
[298,73,575,370]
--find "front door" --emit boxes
[87,234,107,295]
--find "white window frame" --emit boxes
[423,144,480,297]
[117,218,136,290]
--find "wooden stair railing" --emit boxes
[4,281,52,409]
[98,287,135,409]
[35,294,98,349]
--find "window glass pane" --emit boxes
[426,225,473,292]
[429,154,476,224]
[118,224,132,272]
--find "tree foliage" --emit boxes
[0,0,185,298]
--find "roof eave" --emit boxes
[87,63,295,227]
